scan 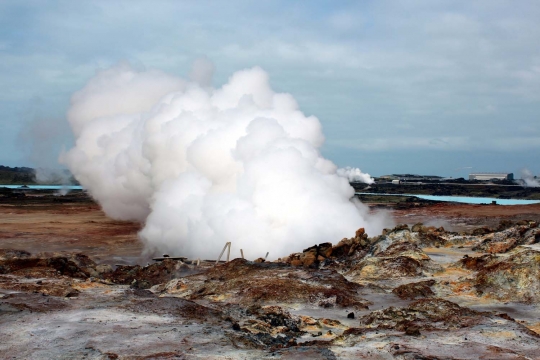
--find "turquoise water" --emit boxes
[2,186,538,205]
[356,192,540,205]
[0,185,83,190]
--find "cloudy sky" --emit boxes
[1,0,539,177]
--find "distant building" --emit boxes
[377,174,443,182]
[469,173,514,181]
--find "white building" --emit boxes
[469,173,514,181]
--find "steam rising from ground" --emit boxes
[17,100,74,191]
[63,62,388,258]
[337,166,374,184]
[521,169,539,187]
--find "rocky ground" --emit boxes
[1,191,540,359]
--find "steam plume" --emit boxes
[337,167,374,184]
[521,168,539,187]
[63,62,388,258]
[17,99,74,189]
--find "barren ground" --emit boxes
[1,191,540,359]
[2,192,540,263]
[0,192,142,265]
[391,201,540,232]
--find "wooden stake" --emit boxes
[240,249,244,259]
[216,242,232,265]
[265,252,269,260]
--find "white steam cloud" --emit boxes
[521,168,539,187]
[62,62,388,259]
[337,167,374,184]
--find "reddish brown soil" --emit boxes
[2,193,539,267]
[0,194,142,265]
[390,202,540,232]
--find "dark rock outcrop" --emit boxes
[392,280,436,300]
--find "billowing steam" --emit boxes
[62,62,389,259]
[337,167,374,184]
[521,168,539,187]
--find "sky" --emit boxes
[1,0,539,177]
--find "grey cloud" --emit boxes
[0,0,539,176]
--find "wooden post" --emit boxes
[240,249,244,259]
[265,252,269,260]
[227,242,231,262]
[216,242,232,265]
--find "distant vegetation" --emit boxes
[0,166,36,185]
[0,165,78,185]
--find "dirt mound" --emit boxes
[455,253,496,271]
[0,249,32,260]
[359,298,484,332]
[345,242,441,281]
[0,275,80,297]
[279,225,450,277]
[157,258,370,309]
[411,223,449,247]
[277,226,447,281]
[453,244,540,303]
[101,259,194,289]
[374,241,431,260]
[475,247,540,303]
[473,222,540,254]
[392,280,436,300]
[0,250,99,279]
[336,298,540,358]
[346,256,426,281]
[0,250,193,293]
